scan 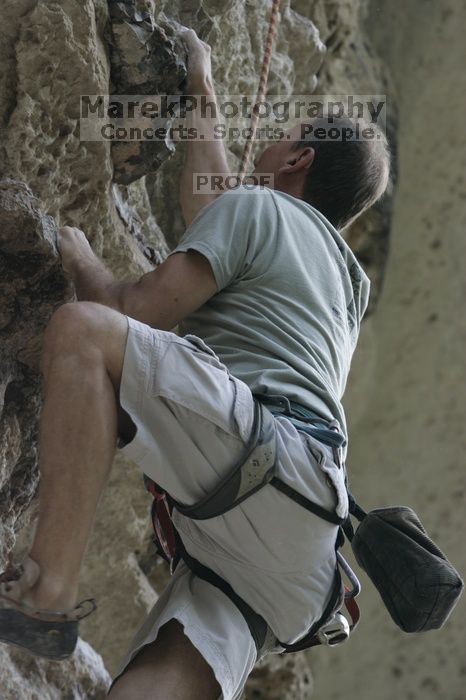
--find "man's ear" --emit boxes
[278,147,315,175]
[302,147,315,170]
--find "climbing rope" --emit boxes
[237,0,282,182]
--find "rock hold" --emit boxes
[108,0,187,184]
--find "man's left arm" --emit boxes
[57,226,218,330]
[178,28,231,227]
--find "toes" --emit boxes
[0,556,40,600]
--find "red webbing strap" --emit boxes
[344,585,361,629]
[147,480,177,561]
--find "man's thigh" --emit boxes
[44,301,129,395]
[107,619,221,700]
[43,301,138,444]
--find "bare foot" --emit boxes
[0,557,78,613]
[0,556,94,660]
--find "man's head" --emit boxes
[252,116,391,230]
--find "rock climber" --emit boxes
[0,28,390,700]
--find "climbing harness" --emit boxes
[145,395,362,655]
[145,394,464,656]
[237,0,282,182]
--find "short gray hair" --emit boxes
[293,115,391,230]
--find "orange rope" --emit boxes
[237,0,282,182]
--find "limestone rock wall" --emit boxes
[0,180,70,565]
[0,641,111,700]
[6,0,460,698]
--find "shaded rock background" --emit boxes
[312,3,466,700]
[0,1,464,699]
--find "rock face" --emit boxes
[106,1,187,185]
[1,0,463,698]
[0,640,111,700]
[0,180,70,564]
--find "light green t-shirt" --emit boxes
[169,185,370,445]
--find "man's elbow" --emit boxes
[118,280,176,331]
[108,281,132,316]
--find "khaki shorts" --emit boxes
[111,316,348,700]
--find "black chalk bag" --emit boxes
[345,500,464,633]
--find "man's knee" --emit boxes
[41,302,129,390]
[43,302,105,349]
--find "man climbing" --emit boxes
[0,28,389,700]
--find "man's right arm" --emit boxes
[178,29,231,227]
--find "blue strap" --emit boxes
[273,413,346,449]
[253,393,346,449]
